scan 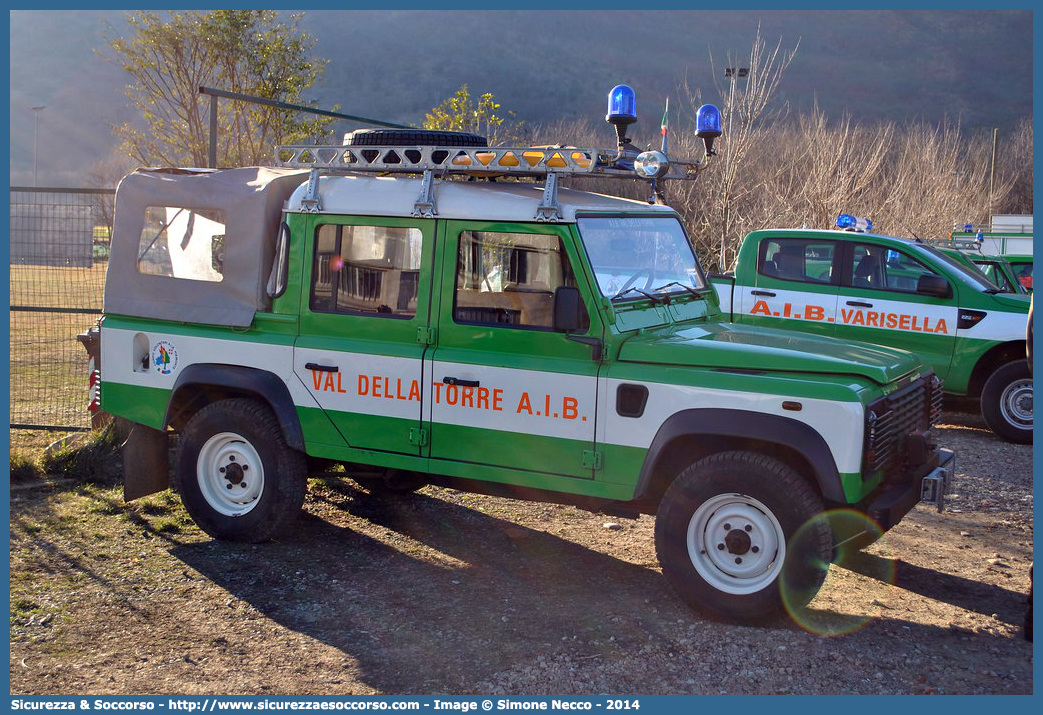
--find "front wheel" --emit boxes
[981,360,1033,444]
[175,398,308,542]
[654,451,831,623]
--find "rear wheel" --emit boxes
[981,360,1032,444]
[655,451,831,623]
[175,398,307,542]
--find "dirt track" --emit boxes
[8,409,1033,695]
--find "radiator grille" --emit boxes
[865,373,942,480]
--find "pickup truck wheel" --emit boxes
[981,360,1033,444]
[175,398,307,542]
[655,451,831,623]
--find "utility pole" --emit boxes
[719,68,748,271]
[31,105,45,186]
[988,127,999,217]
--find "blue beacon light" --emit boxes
[696,104,722,155]
[606,85,637,125]
[606,85,637,148]
[837,214,873,232]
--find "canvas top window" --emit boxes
[137,206,226,282]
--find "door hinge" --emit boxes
[409,427,428,447]
[582,450,603,470]
[416,326,436,345]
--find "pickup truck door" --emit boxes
[425,221,600,479]
[294,215,434,455]
[835,241,957,379]
[735,237,840,337]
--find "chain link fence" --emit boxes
[10,187,114,432]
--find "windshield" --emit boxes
[912,243,1001,292]
[576,215,706,299]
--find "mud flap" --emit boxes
[123,423,171,501]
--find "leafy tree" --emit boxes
[105,10,333,168]
[423,84,520,144]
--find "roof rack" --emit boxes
[274,143,709,220]
[924,236,984,251]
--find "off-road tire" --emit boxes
[344,129,488,148]
[981,360,1033,444]
[654,450,831,623]
[175,398,307,542]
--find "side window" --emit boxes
[138,206,225,282]
[758,238,836,284]
[453,231,588,330]
[310,223,423,318]
[850,244,938,292]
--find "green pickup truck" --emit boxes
[80,101,954,623]
[712,217,1032,443]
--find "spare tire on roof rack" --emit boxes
[344,129,488,147]
[343,129,489,166]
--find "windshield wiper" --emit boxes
[611,286,665,304]
[652,281,702,298]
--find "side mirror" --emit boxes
[554,286,601,361]
[917,273,951,299]
[554,286,584,333]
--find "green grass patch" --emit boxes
[10,451,43,483]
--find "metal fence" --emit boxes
[10,187,114,432]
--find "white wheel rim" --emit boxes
[999,378,1032,428]
[196,432,264,517]
[686,493,785,595]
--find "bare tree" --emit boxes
[678,26,799,270]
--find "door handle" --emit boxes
[846,300,873,308]
[751,290,776,297]
[443,376,480,388]
[305,362,339,372]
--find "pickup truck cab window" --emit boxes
[758,238,838,284]
[847,243,941,292]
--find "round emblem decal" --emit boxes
[151,341,179,375]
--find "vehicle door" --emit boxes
[294,216,434,455]
[426,221,601,478]
[836,241,958,379]
[735,236,841,337]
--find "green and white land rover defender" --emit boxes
[84,110,953,622]
[712,216,1032,444]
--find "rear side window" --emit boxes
[758,238,837,284]
[137,206,226,282]
[310,223,423,318]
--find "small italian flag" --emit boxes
[661,97,670,136]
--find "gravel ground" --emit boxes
[8,408,1034,695]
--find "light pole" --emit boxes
[719,68,748,271]
[31,105,46,187]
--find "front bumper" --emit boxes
[865,448,955,533]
